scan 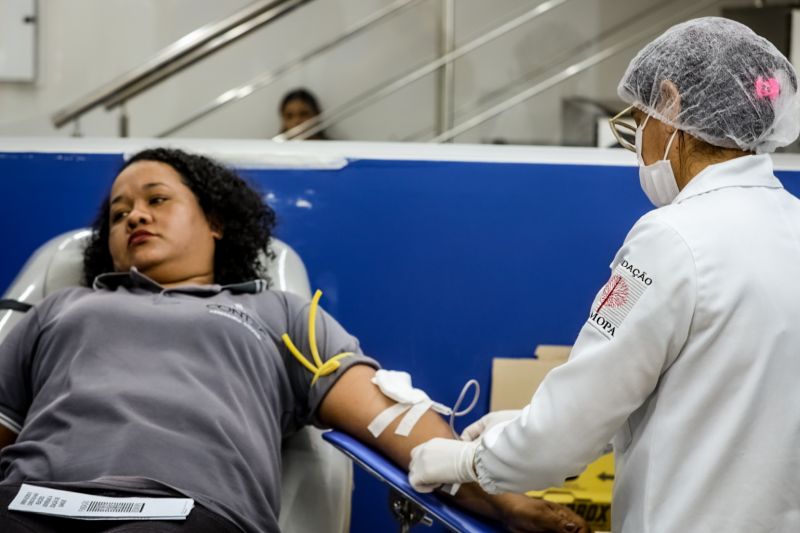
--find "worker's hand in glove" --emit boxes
[408,438,480,492]
[409,439,592,533]
[460,409,522,441]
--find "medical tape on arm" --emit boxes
[369,371,479,497]
[281,290,353,386]
[367,370,453,438]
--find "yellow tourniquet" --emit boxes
[281,290,353,385]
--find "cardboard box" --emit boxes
[490,345,571,411]
[490,345,612,532]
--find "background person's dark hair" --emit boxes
[280,88,321,115]
[83,148,277,286]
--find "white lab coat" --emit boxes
[474,154,800,532]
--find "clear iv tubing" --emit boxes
[448,379,480,438]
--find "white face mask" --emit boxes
[636,114,679,207]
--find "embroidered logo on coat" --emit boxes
[588,259,651,339]
[207,304,268,341]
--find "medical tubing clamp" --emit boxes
[281,290,354,386]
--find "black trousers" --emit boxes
[0,484,241,533]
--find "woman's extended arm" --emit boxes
[318,364,588,533]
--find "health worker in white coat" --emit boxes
[408,17,800,533]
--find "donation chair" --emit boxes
[0,229,352,533]
[323,430,502,532]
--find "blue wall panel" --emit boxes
[1,152,121,289]
[2,151,800,532]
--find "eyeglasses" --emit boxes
[608,105,637,152]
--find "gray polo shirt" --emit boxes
[0,270,378,533]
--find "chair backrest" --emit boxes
[0,229,351,533]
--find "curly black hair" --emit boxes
[83,148,276,286]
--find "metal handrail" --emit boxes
[436,0,455,138]
[275,0,573,141]
[156,0,426,138]
[401,0,666,143]
[51,0,310,130]
[431,0,726,143]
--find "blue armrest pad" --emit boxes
[322,430,502,533]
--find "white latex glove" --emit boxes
[408,438,480,493]
[460,409,521,441]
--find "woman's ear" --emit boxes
[209,218,224,240]
[658,80,682,126]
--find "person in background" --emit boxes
[409,16,800,533]
[279,88,328,140]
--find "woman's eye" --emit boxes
[111,211,127,223]
[150,196,167,205]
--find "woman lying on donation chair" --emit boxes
[0,148,588,533]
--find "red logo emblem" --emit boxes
[595,275,629,313]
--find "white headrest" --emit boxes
[1,229,311,338]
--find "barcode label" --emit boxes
[79,500,145,514]
[9,484,193,520]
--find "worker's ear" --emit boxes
[657,80,681,133]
